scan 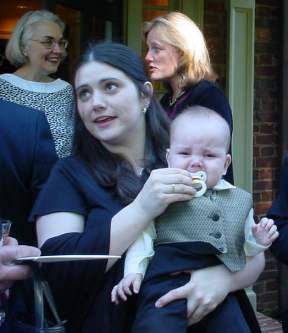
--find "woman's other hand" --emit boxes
[155,254,264,325]
[155,266,230,324]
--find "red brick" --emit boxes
[261,147,276,156]
[260,123,275,133]
[257,54,274,65]
[262,191,273,201]
[254,202,273,214]
[257,168,273,179]
[259,270,278,281]
[254,146,260,157]
[256,66,278,77]
[255,158,278,168]
[205,1,225,12]
[255,112,279,122]
[258,291,278,303]
[256,28,272,42]
[256,135,277,144]
[265,280,280,290]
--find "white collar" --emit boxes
[212,179,235,191]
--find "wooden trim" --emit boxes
[126,0,142,53]
[227,0,255,193]
[180,0,204,29]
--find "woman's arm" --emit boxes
[110,169,195,246]
[155,253,265,325]
[37,168,196,269]
[37,212,84,247]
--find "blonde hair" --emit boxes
[5,10,65,67]
[144,12,216,85]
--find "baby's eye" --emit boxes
[178,151,190,156]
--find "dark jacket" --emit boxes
[0,98,57,245]
[267,154,288,264]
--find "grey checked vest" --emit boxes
[155,187,252,272]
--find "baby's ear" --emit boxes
[166,148,171,167]
[223,154,232,175]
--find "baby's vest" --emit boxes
[155,188,253,272]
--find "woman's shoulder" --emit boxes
[0,74,72,94]
[51,78,73,91]
[52,156,99,187]
[48,156,122,210]
[53,156,87,175]
[184,80,233,128]
[186,80,222,96]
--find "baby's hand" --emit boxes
[111,273,143,305]
[252,217,279,246]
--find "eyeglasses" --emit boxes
[29,37,69,50]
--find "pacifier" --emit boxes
[190,171,207,197]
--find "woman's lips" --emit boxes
[94,116,116,127]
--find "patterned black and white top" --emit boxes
[0,73,75,158]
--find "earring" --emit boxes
[142,107,147,114]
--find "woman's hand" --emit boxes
[155,254,264,325]
[155,266,231,324]
[133,168,196,221]
[109,168,195,268]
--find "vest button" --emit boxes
[212,214,220,221]
[210,191,217,201]
[218,246,224,252]
[209,231,222,239]
[214,231,222,239]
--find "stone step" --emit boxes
[257,312,283,333]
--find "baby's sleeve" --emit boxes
[244,209,269,256]
[124,221,156,277]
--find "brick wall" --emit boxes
[253,0,282,316]
[204,0,283,317]
[204,0,227,88]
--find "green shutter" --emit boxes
[227,0,255,193]
[179,0,204,29]
[126,0,142,53]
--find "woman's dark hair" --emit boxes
[73,42,170,204]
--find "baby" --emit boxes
[112,106,278,333]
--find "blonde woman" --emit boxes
[144,11,233,182]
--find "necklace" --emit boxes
[169,90,185,106]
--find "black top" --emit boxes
[267,154,288,265]
[31,157,135,332]
[161,80,234,183]
[0,98,57,245]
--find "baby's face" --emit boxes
[167,117,231,189]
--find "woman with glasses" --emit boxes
[0,9,74,158]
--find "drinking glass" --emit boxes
[0,219,12,326]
